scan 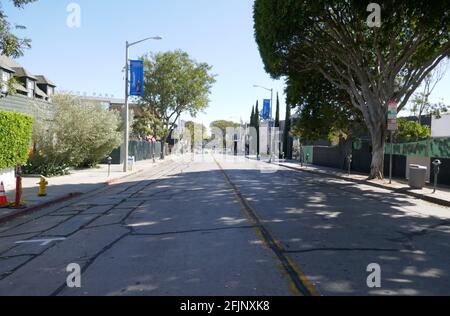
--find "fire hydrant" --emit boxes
[37,176,48,197]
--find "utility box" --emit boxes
[408,164,427,189]
[128,156,135,171]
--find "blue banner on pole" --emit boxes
[262,99,271,120]
[130,60,144,96]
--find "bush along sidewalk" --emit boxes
[23,93,123,177]
[0,110,33,170]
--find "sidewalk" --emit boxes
[0,159,165,224]
[246,156,450,207]
[278,159,450,207]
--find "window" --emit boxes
[1,70,10,93]
[27,79,35,98]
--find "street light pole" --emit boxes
[253,85,274,162]
[269,88,273,163]
[123,41,130,172]
[123,36,162,172]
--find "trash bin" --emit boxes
[408,164,427,189]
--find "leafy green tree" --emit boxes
[250,106,255,127]
[254,0,450,179]
[275,93,280,128]
[210,120,239,150]
[287,70,365,143]
[274,93,282,158]
[185,121,207,151]
[132,107,164,140]
[394,118,431,143]
[140,50,216,158]
[27,94,122,174]
[410,62,449,124]
[255,101,260,156]
[0,0,36,57]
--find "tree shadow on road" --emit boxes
[1,163,450,296]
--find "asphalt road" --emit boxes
[0,155,449,296]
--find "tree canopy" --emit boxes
[254,0,450,178]
[131,107,165,140]
[185,121,207,150]
[394,118,431,143]
[0,0,36,57]
[287,70,365,142]
[210,120,240,149]
[274,92,280,128]
[140,50,216,158]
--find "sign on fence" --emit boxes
[387,100,398,131]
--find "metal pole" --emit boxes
[434,170,438,194]
[389,131,393,184]
[348,154,352,177]
[433,160,441,194]
[123,41,129,172]
[269,89,273,162]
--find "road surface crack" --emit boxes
[283,247,400,254]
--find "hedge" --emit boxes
[0,110,33,170]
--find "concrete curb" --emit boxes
[0,165,148,225]
[0,192,83,225]
[277,162,450,208]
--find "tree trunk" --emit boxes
[368,124,386,180]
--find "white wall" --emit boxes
[431,113,450,137]
[0,168,15,190]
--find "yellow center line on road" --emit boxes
[213,155,321,297]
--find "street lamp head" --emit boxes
[128,36,163,47]
[253,84,272,92]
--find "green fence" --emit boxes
[384,138,450,158]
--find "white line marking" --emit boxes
[15,238,66,246]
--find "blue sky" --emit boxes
[4,0,450,126]
[4,0,287,127]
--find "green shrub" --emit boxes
[0,110,33,170]
[394,118,431,143]
[26,93,122,174]
[22,154,70,177]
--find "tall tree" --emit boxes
[185,121,207,151]
[254,0,450,179]
[275,93,281,158]
[275,93,280,128]
[283,101,291,159]
[255,101,260,156]
[0,0,36,57]
[140,50,216,159]
[131,107,164,140]
[250,106,255,127]
[410,62,449,124]
[287,70,365,143]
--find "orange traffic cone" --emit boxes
[0,182,9,208]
